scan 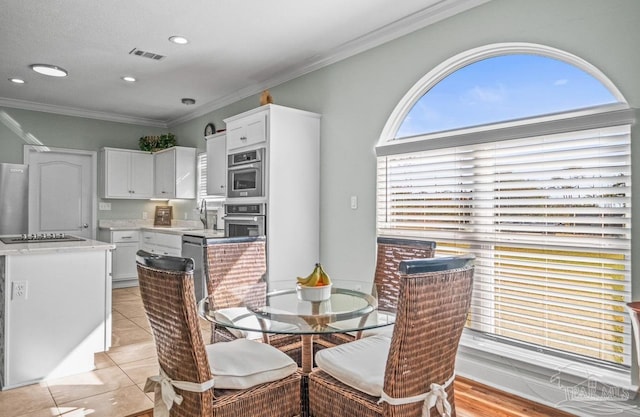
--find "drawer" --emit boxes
[112,230,140,243]
[154,232,182,249]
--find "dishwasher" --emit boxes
[182,234,208,301]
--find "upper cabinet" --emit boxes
[206,132,226,196]
[99,148,154,199]
[226,110,267,151]
[153,146,197,199]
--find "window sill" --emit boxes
[457,331,640,416]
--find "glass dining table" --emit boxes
[199,285,395,372]
[198,285,395,416]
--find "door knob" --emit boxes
[82,223,89,228]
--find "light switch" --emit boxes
[98,202,111,211]
[350,195,358,210]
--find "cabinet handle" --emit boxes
[240,136,247,141]
[121,236,132,239]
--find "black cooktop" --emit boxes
[0,234,86,244]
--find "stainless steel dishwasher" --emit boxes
[182,234,207,301]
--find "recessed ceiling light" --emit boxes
[169,36,189,45]
[30,64,68,77]
[9,78,25,84]
[122,76,137,82]
[181,98,196,105]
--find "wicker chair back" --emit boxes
[383,256,474,417]
[136,250,213,417]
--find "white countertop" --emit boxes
[98,219,225,238]
[0,237,115,256]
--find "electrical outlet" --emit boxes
[350,195,358,210]
[142,211,148,220]
[12,280,27,300]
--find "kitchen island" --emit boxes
[0,237,114,390]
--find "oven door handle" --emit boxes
[228,163,258,171]
[222,215,260,222]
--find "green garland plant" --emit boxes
[139,133,177,151]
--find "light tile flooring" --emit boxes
[0,286,208,417]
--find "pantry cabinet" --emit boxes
[153,146,197,199]
[223,104,321,291]
[205,132,226,196]
[99,148,153,199]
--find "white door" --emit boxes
[25,147,96,239]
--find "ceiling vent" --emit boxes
[129,48,166,61]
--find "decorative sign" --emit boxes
[154,205,173,226]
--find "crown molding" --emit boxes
[169,0,491,127]
[1,0,490,128]
[0,97,168,128]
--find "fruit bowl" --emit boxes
[296,283,332,302]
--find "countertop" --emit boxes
[0,237,115,256]
[98,219,225,238]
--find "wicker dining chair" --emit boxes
[309,256,474,417]
[204,236,303,364]
[319,237,437,347]
[136,250,301,417]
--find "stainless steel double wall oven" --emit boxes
[224,147,267,238]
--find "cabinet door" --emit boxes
[105,150,132,198]
[227,111,267,151]
[206,134,226,196]
[129,152,154,198]
[113,242,138,281]
[154,150,175,198]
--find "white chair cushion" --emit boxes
[206,339,298,389]
[315,334,391,397]
[214,307,266,340]
[361,324,394,338]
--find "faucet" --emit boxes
[199,199,208,229]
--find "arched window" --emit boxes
[396,54,618,138]
[376,43,634,376]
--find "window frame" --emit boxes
[375,42,635,389]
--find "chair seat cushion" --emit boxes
[361,324,394,338]
[214,307,266,340]
[206,339,298,389]
[314,334,390,397]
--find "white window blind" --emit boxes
[377,125,632,366]
[197,152,208,202]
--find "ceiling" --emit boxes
[0,0,487,128]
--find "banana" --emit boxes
[297,263,321,286]
[297,263,332,287]
[317,264,332,286]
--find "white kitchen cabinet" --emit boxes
[154,146,197,199]
[140,230,182,256]
[206,132,226,196]
[223,104,321,290]
[98,229,139,288]
[226,110,267,151]
[99,148,154,199]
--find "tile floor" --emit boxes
[0,286,208,417]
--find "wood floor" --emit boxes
[128,376,574,417]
